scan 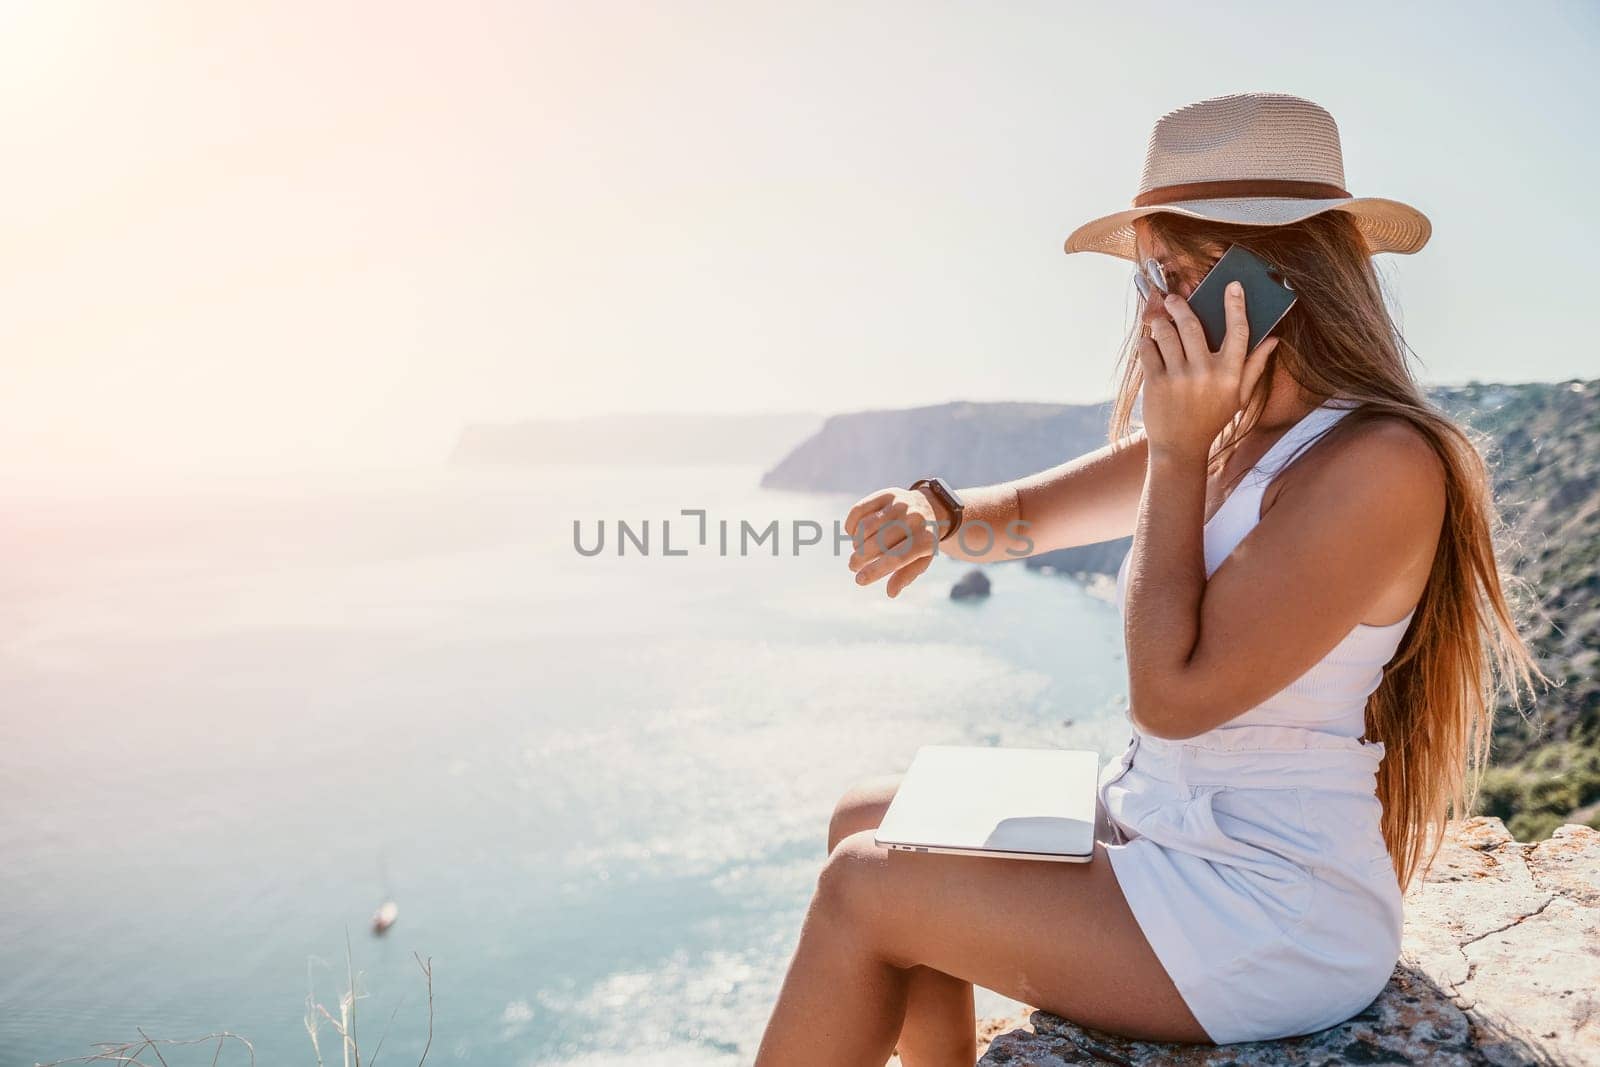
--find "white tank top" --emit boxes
[1113,397,1417,738]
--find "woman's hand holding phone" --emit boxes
[1139,281,1277,458]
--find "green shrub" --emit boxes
[1574,762,1600,809]
[1474,767,1525,821]
[1509,809,1567,842]
[1528,773,1583,813]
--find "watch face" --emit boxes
[929,478,962,510]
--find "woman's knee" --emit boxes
[815,828,888,931]
[826,773,903,853]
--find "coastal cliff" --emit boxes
[761,380,1600,839]
[760,401,1111,494]
[975,816,1600,1066]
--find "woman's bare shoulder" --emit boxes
[1333,412,1444,487]
[1274,411,1446,526]
[1280,412,1446,489]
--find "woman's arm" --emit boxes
[920,430,1151,563]
[1006,428,1152,555]
[844,429,1151,594]
[1126,420,1444,739]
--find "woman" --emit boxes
[754,93,1545,1064]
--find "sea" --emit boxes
[0,463,1133,1066]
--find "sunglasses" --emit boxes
[1132,257,1172,302]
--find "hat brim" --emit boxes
[1062,196,1431,260]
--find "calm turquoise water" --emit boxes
[0,465,1130,1066]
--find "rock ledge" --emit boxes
[978,817,1599,1066]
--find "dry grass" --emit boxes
[35,932,433,1067]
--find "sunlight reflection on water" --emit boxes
[0,465,1129,1065]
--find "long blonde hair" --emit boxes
[1106,210,1549,893]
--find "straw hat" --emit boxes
[1063,92,1431,261]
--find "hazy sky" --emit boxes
[3,1,1596,477]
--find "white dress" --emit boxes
[1098,397,1412,1044]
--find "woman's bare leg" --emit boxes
[756,827,1210,1067]
[827,775,977,1066]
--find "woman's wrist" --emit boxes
[915,485,953,533]
[1146,437,1212,466]
[909,478,964,542]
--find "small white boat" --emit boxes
[372,899,399,935]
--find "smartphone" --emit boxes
[1186,244,1297,353]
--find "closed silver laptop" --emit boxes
[874,745,1100,863]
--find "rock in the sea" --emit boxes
[977,817,1599,1066]
[951,569,992,600]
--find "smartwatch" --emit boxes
[909,477,965,542]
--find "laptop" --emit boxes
[874,745,1100,863]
